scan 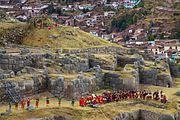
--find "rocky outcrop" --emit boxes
[112,110,140,120]
[139,110,177,120]
[112,110,180,120]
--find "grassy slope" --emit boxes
[0,22,27,46]
[22,25,116,49]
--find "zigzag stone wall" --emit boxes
[0,54,45,72]
[62,46,126,55]
[0,74,48,102]
[49,70,104,100]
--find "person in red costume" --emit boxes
[21,99,25,109]
[27,98,30,109]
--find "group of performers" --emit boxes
[79,90,167,107]
[9,90,167,110]
[13,97,62,110]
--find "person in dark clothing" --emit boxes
[71,98,75,106]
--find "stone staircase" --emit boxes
[2,81,22,103]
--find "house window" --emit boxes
[169,46,172,49]
[176,46,178,49]
[155,52,157,54]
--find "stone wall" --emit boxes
[0,74,48,102]
[0,69,15,79]
[103,72,123,90]
[0,54,45,72]
[117,55,144,67]
[169,61,180,78]
[139,50,155,61]
[48,77,65,97]
[49,70,104,100]
[64,76,98,100]
[139,68,158,85]
[0,82,7,103]
[66,69,103,99]
[55,55,89,72]
[37,110,180,120]
[43,116,71,120]
[62,46,126,55]
[156,73,173,87]
[112,110,180,120]
[140,110,176,120]
[15,74,47,95]
[112,110,140,120]
[103,68,139,90]
[89,55,117,70]
[139,68,173,87]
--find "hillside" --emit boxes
[109,0,180,39]
[22,25,115,49]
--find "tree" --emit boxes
[111,10,147,32]
[82,8,89,13]
[56,7,62,15]
[125,35,130,42]
[148,35,155,41]
[175,28,180,38]
[159,33,165,39]
[47,3,55,14]
[133,14,138,24]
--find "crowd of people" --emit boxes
[79,90,167,107]
[7,90,167,111]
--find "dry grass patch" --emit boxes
[23,25,117,49]
[8,74,33,82]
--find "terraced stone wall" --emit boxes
[0,54,45,72]
[62,46,126,55]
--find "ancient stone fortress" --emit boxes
[0,45,174,104]
[0,45,180,120]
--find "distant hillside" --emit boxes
[109,0,180,39]
[22,25,116,49]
